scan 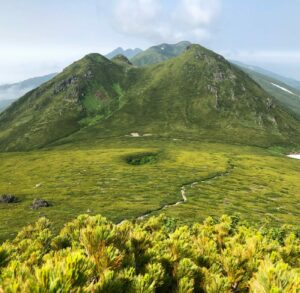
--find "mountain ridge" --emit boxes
[232,61,300,118]
[130,41,191,66]
[1,43,300,151]
[231,61,300,90]
[105,47,142,59]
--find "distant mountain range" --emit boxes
[231,61,300,119]
[0,73,57,111]
[130,41,191,66]
[105,41,191,67]
[1,42,300,151]
[105,47,142,59]
[232,61,300,90]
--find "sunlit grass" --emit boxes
[0,138,299,241]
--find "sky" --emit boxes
[0,0,299,84]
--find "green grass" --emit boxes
[0,138,299,242]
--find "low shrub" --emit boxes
[0,214,299,292]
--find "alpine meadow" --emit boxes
[1,1,300,292]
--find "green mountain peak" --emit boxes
[0,42,300,151]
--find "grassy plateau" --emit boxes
[0,137,299,242]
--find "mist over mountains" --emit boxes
[0,73,57,111]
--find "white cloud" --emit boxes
[176,0,221,27]
[113,0,162,38]
[112,0,221,42]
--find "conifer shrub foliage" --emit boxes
[0,214,299,292]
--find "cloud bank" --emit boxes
[112,0,221,42]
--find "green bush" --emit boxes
[0,214,299,292]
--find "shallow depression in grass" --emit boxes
[125,152,159,165]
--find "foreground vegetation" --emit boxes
[0,139,300,242]
[0,214,299,292]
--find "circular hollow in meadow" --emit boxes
[125,152,159,165]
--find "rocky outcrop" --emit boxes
[31,199,50,210]
[0,194,18,203]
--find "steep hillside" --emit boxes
[1,44,300,151]
[0,54,128,151]
[232,61,300,118]
[232,61,300,90]
[131,41,191,66]
[106,47,142,59]
[62,45,300,148]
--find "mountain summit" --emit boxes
[0,43,300,151]
[131,41,191,66]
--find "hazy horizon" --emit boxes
[1,0,300,83]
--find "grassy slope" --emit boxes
[1,44,300,151]
[0,54,127,151]
[58,45,300,148]
[1,138,300,242]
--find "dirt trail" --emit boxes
[134,161,235,221]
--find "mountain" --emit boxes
[0,73,57,107]
[1,44,300,151]
[105,47,142,59]
[0,54,128,151]
[130,41,191,66]
[232,61,300,91]
[232,61,300,118]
